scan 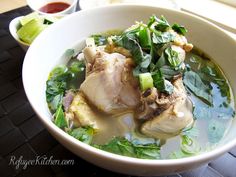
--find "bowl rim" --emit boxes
[23,4,236,166]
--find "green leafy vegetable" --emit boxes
[46,60,85,113]
[200,65,231,103]
[133,143,161,159]
[46,67,69,112]
[154,16,170,32]
[152,70,174,94]
[172,23,188,35]
[165,47,181,68]
[68,126,94,144]
[95,137,160,159]
[183,70,213,106]
[64,49,75,59]
[54,104,68,128]
[152,31,175,44]
[115,34,151,68]
[160,65,181,80]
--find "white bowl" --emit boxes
[23,5,236,176]
[9,16,30,51]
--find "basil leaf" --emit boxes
[200,65,231,102]
[147,15,157,27]
[160,65,181,80]
[46,62,85,113]
[54,104,67,128]
[133,143,160,159]
[68,126,94,144]
[64,49,75,59]
[165,47,181,68]
[95,137,160,159]
[172,23,188,35]
[152,70,174,94]
[155,15,170,32]
[152,31,175,44]
[115,34,151,68]
[183,70,213,106]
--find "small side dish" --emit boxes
[16,12,58,45]
[46,15,235,159]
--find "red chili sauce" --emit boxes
[39,2,70,13]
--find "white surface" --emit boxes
[23,5,236,176]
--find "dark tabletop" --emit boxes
[0,3,236,177]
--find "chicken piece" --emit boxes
[141,97,193,138]
[140,78,194,138]
[67,92,99,129]
[80,46,140,114]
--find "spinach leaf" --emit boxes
[64,49,75,59]
[115,34,151,68]
[154,46,183,80]
[200,65,231,103]
[46,70,70,112]
[54,104,68,128]
[160,65,181,80]
[152,31,175,44]
[68,126,94,144]
[95,137,160,159]
[152,70,174,94]
[133,143,161,159]
[183,70,213,106]
[165,47,181,68]
[46,61,85,113]
[147,15,157,27]
[95,137,135,157]
[172,23,188,35]
[154,16,170,32]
